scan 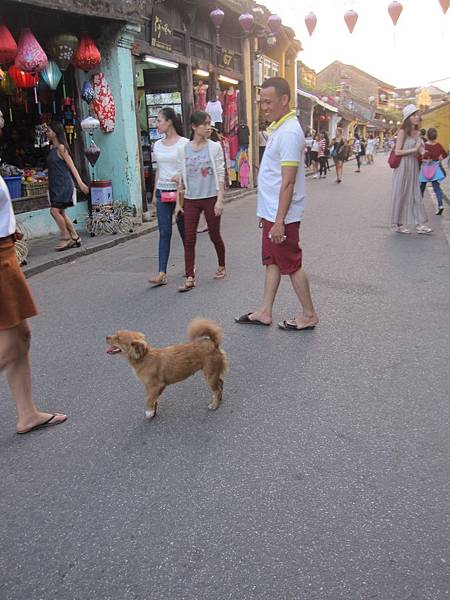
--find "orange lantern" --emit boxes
[8,64,38,88]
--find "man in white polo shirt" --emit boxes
[235,77,318,331]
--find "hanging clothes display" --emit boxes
[194,81,207,111]
[223,86,239,161]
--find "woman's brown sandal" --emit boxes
[213,267,226,280]
[178,276,195,292]
[149,273,168,286]
[55,238,76,251]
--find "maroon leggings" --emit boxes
[183,196,225,278]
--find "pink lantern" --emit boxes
[238,13,254,33]
[0,18,18,65]
[268,14,282,34]
[15,28,48,73]
[210,8,225,31]
[305,12,317,36]
[439,0,450,14]
[388,1,403,26]
[344,10,358,34]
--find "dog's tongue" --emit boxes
[106,346,121,355]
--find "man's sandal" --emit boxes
[213,267,226,280]
[178,276,195,292]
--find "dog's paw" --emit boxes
[145,410,156,420]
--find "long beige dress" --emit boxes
[390,136,428,226]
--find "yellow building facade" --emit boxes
[421,102,450,151]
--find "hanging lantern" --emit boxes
[344,10,359,33]
[439,0,450,13]
[0,18,18,65]
[238,13,254,33]
[210,8,225,31]
[81,80,96,104]
[305,12,317,36]
[72,34,101,72]
[81,116,100,135]
[8,65,38,88]
[85,140,101,166]
[268,14,282,34]
[15,28,48,73]
[388,1,403,26]
[47,33,78,72]
[40,60,62,90]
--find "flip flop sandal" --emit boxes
[278,320,316,331]
[235,313,271,326]
[214,268,226,280]
[17,413,68,434]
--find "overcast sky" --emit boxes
[260,0,450,92]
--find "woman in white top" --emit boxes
[366,134,376,164]
[148,107,189,286]
[0,176,67,434]
[176,111,225,292]
[311,133,320,178]
[205,96,223,131]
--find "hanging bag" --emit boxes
[421,162,439,181]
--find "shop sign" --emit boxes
[219,49,234,71]
[151,10,173,53]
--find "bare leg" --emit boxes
[248,264,281,325]
[50,207,70,240]
[0,321,67,433]
[287,268,319,329]
[145,385,165,419]
[62,211,78,239]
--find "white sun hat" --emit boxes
[402,104,419,122]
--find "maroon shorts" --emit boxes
[261,219,302,275]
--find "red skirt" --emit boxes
[0,237,38,330]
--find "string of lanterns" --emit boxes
[211,7,282,45]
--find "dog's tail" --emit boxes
[188,318,223,347]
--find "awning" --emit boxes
[297,89,338,113]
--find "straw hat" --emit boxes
[402,104,419,122]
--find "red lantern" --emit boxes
[388,1,403,26]
[344,10,358,33]
[305,12,317,36]
[238,13,254,33]
[8,65,38,88]
[72,34,101,72]
[439,0,450,14]
[268,14,282,34]
[15,28,48,73]
[0,18,18,65]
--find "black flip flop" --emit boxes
[278,320,316,331]
[17,414,68,434]
[235,313,271,326]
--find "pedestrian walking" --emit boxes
[353,133,362,172]
[360,137,367,164]
[45,121,89,251]
[234,77,318,331]
[311,133,320,179]
[0,176,68,434]
[318,133,328,178]
[330,127,346,183]
[305,130,314,168]
[419,127,448,216]
[176,111,226,292]
[390,104,432,234]
[366,134,376,164]
[148,108,189,286]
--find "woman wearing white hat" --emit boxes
[390,104,432,234]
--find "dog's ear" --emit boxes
[129,341,148,361]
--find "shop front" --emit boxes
[0,0,144,238]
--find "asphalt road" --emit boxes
[1,158,449,600]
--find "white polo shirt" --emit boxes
[0,176,16,237]
[257,110,305,224]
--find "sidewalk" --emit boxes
[22,187,255,278]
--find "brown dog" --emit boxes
[106,318,228,419]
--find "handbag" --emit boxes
[422,162,439,181]
[160,191,177,203]
[388,149,401,169]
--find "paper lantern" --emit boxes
[305,12,317,36]
[268,14,282,34]
[0,18,18,65]
[40,60,62,90]
[439,0,450,14]
[72,34,101,72]
[344,10,358,33]
[8,65,38,88]
[85,141,101,166]
[47,33,78,72]
[81,80,96,104]
[81,116,100,134]
[238,13,254,33]
[210,8,225,31]
[15,28,48,73]
[388,1,403,26]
